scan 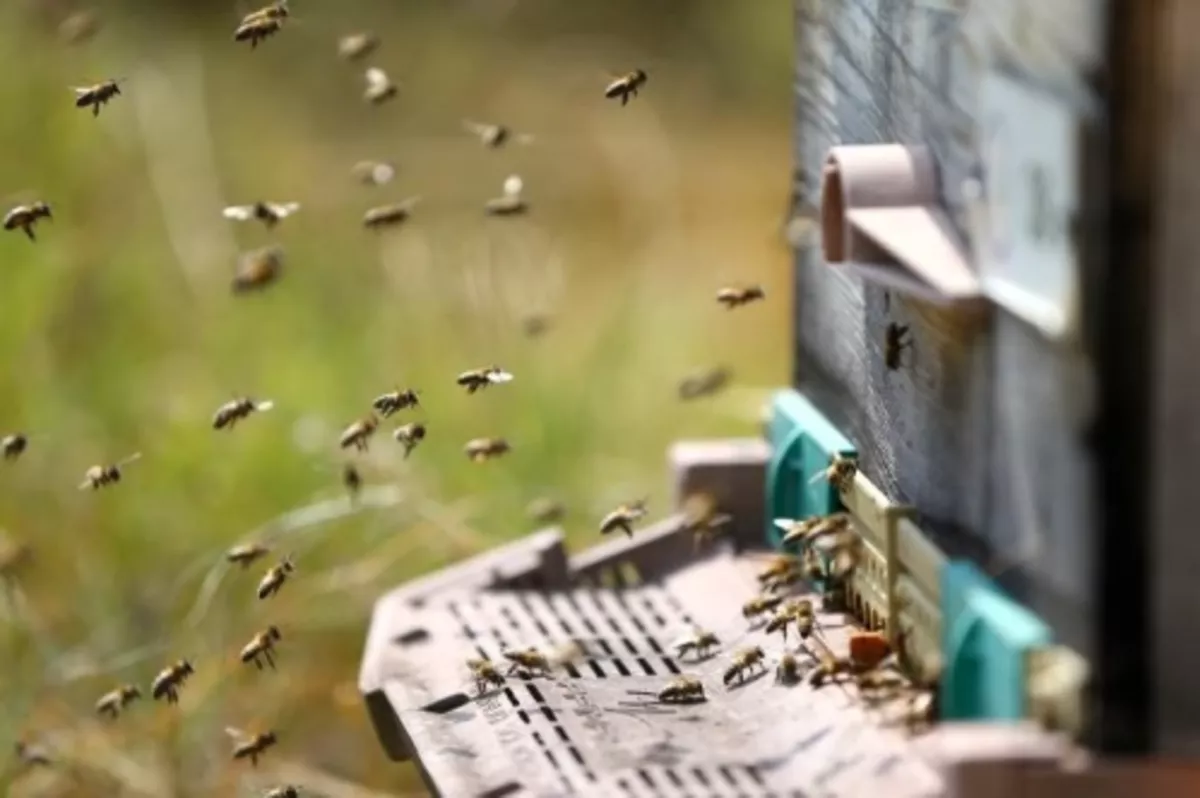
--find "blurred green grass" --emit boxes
[0,1,792,795]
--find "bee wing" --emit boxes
[254,400,275,412]
[223,205,256,221]
[365,67,391,91]
[224,726,250,742]
[514,133,536,145]
[502,174,523,198]
[772,518,799,533]
[268,202,300,218]
[462,118,489,136]
[486,369,514,384]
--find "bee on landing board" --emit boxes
[151,659,194,704]
[78,453,141,490]
[338,32,379,61]
[484,174,528,216]
[227,727,278,767]
[371,388,420,418]
[257,556,295,600]
[2,432,27,460]
[94,684,141,720]
[226,542,270,569]
[775,652,802,686]
[363,67,398,105]
[716,284,766,309]
[342,462,362,498]
[657,676,705,704]
[212,397,275,431]
[232,245,285,293]
[466,657,506,695]
[393,422,426,458]
[724,646,767,686]
[809,452,858,491]
[240,625,283,670]
[741,593,784,622]
[884,322,913,371]
[363,197,420,230]
[464,437,510,462]
[599,499,648,539]
[3,202,52,241]
[456,365,514,394]
[222,201,301,229]
[463,119,534,149]
[604,69,647,106]
[672,628,720,660]
[339,415,378,452]
[503,647,552,677]
[73,79,123,116]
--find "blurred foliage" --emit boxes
[1,0,792,795]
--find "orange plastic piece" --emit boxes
[850,631,891,669]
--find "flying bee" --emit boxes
[371,388,420,418]
[467,657,506,695]
[264,787,301,798]
[73,78,123,116]
[339,415,378,452]
[393,422,426,458]
[464,437,510,462]
[741,593,784,622]
[484,174,528,216]
[363,67,398,105]
[151,659,195,704]
[228,727,278,767]
[809,453,858,491]
[677,366,731,401]
[232,245,284,293]
[884,322,913,371]
[462,119,535,149]
[2,433,27,460]
[94,684,141,720]
[14,740,51,768]
[4,202,52,241]
[352,160,396,186]
[59,10,101,45]
[456,365,514,394]
[775,652,803,686]
[337,32,379,61]
[599,499,648,539]
[363,197,420,230]
[503,647,551,677]
[527,496,565,525]
[226,542,270,569]
[257,556,295,600]
[342,462,362,497]
[723,646,767,686]
[212,397,275,431]
[78,452,141,490]
[240,625,283,670]
[657,676,705,704]
[680,492,733,551]
[673,628,720,660]
[604,69,648,106]
[716,285,766,309]
[775,512,852,548]
[222,201,301,229]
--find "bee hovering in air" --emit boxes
[527,496,565,526]
[2,432,27,460]
[222,201,301,229]
[716,284,766,309]
[240,625,283,670]
[337,31,379,61]
[351,160,396,186]
[484,174,528,216]
[257,555,295,600]
[456,365,514,394]
[464,437,510,462]
[673,628,720,661]
[371,388,420,418]
[680,492,733,551]
[226,542,271,569]
[14,740,52,768]
[363,197,420,230]
[503,647,552,678]
[151,659,195,704]
[94,684,141,720]
[809,452,857,491]
[234,1,289,48]
[604,69,648,106]
[3,202,52,242]
[393,422,426,459]
[462,119,535,149]
[677,366,731,401]
[363,67,398,105]
[73,78,123,116]
[78,453,141,491]
[467,657,506,695]
[342,462,362,498]
[212,396,275,431]
[765,599,817,642]
[521,313,551,339]
[724,646,768,687]
[884,322,913,371]
[227,727,278,767]
[232,245,285,293]
[599,499,648,539]
[339,414,378,452]
[657,676,706,704]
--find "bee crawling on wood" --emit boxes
[73,78,123,116]
[372,388,420,418]
[241,625,283,670]
[485,174,528,217]
[599,499,648,539]
[764,599,816,642]
[227,727,278,767]
[226,542,270,569]
[232,245,285,293]
[393,422,426,458]
[2,432,27,460]
[466,657,506,694]
[775,652,803,686]
[78,453,141,490]
[257,556,295,600]
[339,415,379,452]
[677,366,731,401]
[884,322,913,371]
[723,646,767,686]
[604,69,647,106]
[94,684,141,720]
[363,67,398,105]
[363,197,421,230]
[4,202,51,241]
[338,32,379,61]
[657,676,706,704]
[151,659,194,704]
[741,593,784,622]
[212,397,275,431]
[464,437,510,462]
[716,284,766,309]
[672,628,720,660]
[503,647,552,677]
[222,201,301,229]
[456,365,514,394]
[463,119,534,149]
[809,453,858,491]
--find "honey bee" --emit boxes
[467,657,506,694]
[393,422,426,458]
[73,78,123,116]
[741,593,784,622]
[363,67,398,105]
[2,432,27,460]
[657,676,705,704]
[599,499,648,538]
[342,462,362,497]
[78,452,142,490]
[234,2,289,48]
[222,201,301,229]
[716,285,766,309]
[527,496,565,525]
[604,69,648,106]
[884,322,913,371]
[94,684,141,719]
[257,556,295,600]
[764,599,816,642]
[462,119,535,149]
[677,366,731,401]
[503,647,551,677]
[339,415,379,452]
[338,32,379,61]
[241,0,290,24]
[240,625,283,670]
[232,245,285,293]
[264,787,301,798]
[59,10,100,45]
[14,740,51,768]
[680,492,733,550]
[151,659,195,704]
[352,160,396,186]
[672,628,720,660]
[456,365,514,394]
[228,727,278,767]
[484,174,528,216]
[806,633,884,689]
[226,542,270,569]
[464,437,510,462]
[775,512,851,548]
[212,397,275,430]
[371,388,420,418]
[756,554,800,586]
[775,652,802,685]
[4,202,52,241]
[809,453,858,491]
[723,646,767,686]
[363,197,420,230]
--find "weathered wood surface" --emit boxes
[791,0,1106,655]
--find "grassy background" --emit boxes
[0,1,792,794]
